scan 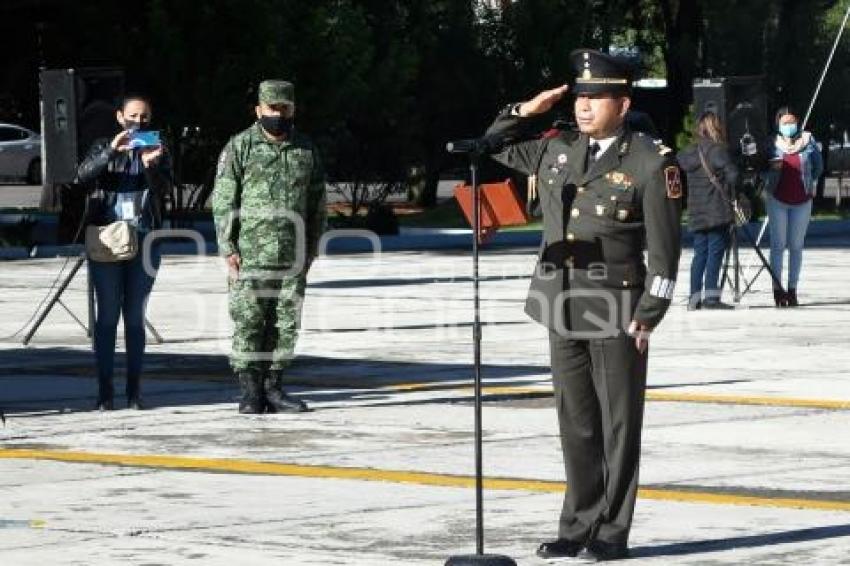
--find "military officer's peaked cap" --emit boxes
[570,49,632,96]
[258,80,295,105]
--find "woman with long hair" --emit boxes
[677,111,739,310]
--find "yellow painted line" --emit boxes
[645,391,850,410]
[2,448,849,512]
[416,383,850,411]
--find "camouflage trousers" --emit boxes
[228,274,307,373]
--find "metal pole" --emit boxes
[802,4,850,130]
[471,158,484,555]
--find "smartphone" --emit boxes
[128,130,161,149]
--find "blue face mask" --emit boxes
[779,123,798,138]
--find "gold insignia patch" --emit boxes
[664,166,682,199]
[605,171,634,188]
[657,144,673,155]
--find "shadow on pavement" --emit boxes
[631,523,850,559]
[0,347,755,416]
[0,347,549,416]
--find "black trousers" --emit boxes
[548,329,648,546]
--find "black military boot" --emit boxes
[263,371,308,413]
[237,371,264,414]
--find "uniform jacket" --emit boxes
[212,123,327,269]
[677,139,739,231]
[76,138,171,230]
[762,131,823,197]
[486,105,682,335]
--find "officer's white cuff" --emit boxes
[649,276,675,300]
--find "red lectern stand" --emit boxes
[453,179,529,243]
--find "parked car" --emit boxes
[0,123,41,184]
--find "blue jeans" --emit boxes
[89,236,160,400]
[690,226,729,303]
[766,195,812,289]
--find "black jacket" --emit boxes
[677,140,738,231]
[76,138,171,229]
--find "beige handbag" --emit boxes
[85,221,138,262]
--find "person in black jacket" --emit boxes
[677,112,739,310]
[76,95,170,410]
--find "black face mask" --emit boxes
[259,115,294,137]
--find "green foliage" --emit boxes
[676,105,696,150]
[3,0,850,205]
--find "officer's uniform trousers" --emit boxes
[550,150,649,546]
[549,328,647,545]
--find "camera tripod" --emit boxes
[720,200,784,302]
[22,253,163,346]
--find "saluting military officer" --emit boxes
[212,79,326,414]
[486,50,682,561]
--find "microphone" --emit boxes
[446,134,506,155]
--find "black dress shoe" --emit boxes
[127,397,145,410]
[535,538,584,559]
[95,398,114,411]
[580,540,629,561]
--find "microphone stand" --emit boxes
[444,142,516,566]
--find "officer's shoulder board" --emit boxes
[634,133,681,198]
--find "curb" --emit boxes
[2,220,848,259]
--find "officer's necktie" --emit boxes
[585,141,601,172]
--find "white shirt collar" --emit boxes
[589,135,618,157]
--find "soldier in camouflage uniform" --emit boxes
[212,80,326,414]
[486,50,682,561]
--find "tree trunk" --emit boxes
[658,0,702,147]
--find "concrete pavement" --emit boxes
[1,246,850,564]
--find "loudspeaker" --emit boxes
[693,76,768,158]
[40,68,124,184]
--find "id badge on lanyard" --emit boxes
[117,193,138,221]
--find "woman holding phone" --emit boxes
[763,107,823,307]
[76,95,170,410]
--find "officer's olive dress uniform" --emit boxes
[486,61,682,547]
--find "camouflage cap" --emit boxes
[258,80,295,105]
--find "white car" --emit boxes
[0,123,41,184]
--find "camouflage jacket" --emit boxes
[212,123,326,269]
